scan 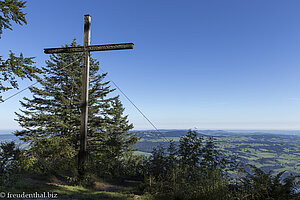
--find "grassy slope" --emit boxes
[3,175,150,200]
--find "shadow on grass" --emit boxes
[1,178,142,200]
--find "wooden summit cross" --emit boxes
[44,15,134,177]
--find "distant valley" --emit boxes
[133,129,300,176]
[1,129,299,176]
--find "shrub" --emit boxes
[0,141,23,187]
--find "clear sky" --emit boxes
[1,0,300,130]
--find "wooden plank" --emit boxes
[44,46,84,54]
[44,43,134,54]
[87,43,134,51]
[78,14,91,177]
[43,14,134,180]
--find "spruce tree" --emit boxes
[0,0,27,36]
[178,130,203,167]
[15,40,138,176]
[0,0,40,101]
[89,97,139,176]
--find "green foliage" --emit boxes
[88,97,139,178]
[240,165,300,200]
[143,130,299,200]
[144,130,235,200]
[0,51,40,100]
[0,0,27,36]
[0,0,40,101]
[0,141,22,187]
[27,136,77,176]
[120,154,145,177]
[15,40,138,181]
[178,129,202,168]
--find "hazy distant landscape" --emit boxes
[133,129,300,176]
[2,129,299,177]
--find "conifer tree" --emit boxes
[178,130,203,167]
[15,40,138,175]
[0,0,27,36]
[89,97,139,176]
[0,0,40,101]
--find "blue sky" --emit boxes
[1,0,300,130]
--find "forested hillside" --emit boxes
[1,129,299,199]
[134,130,300,176]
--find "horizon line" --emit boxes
[3,128,300,132]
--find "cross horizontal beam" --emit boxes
[44,43,134,54]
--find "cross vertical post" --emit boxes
[44,14,134,180]
[78,14,91,177]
